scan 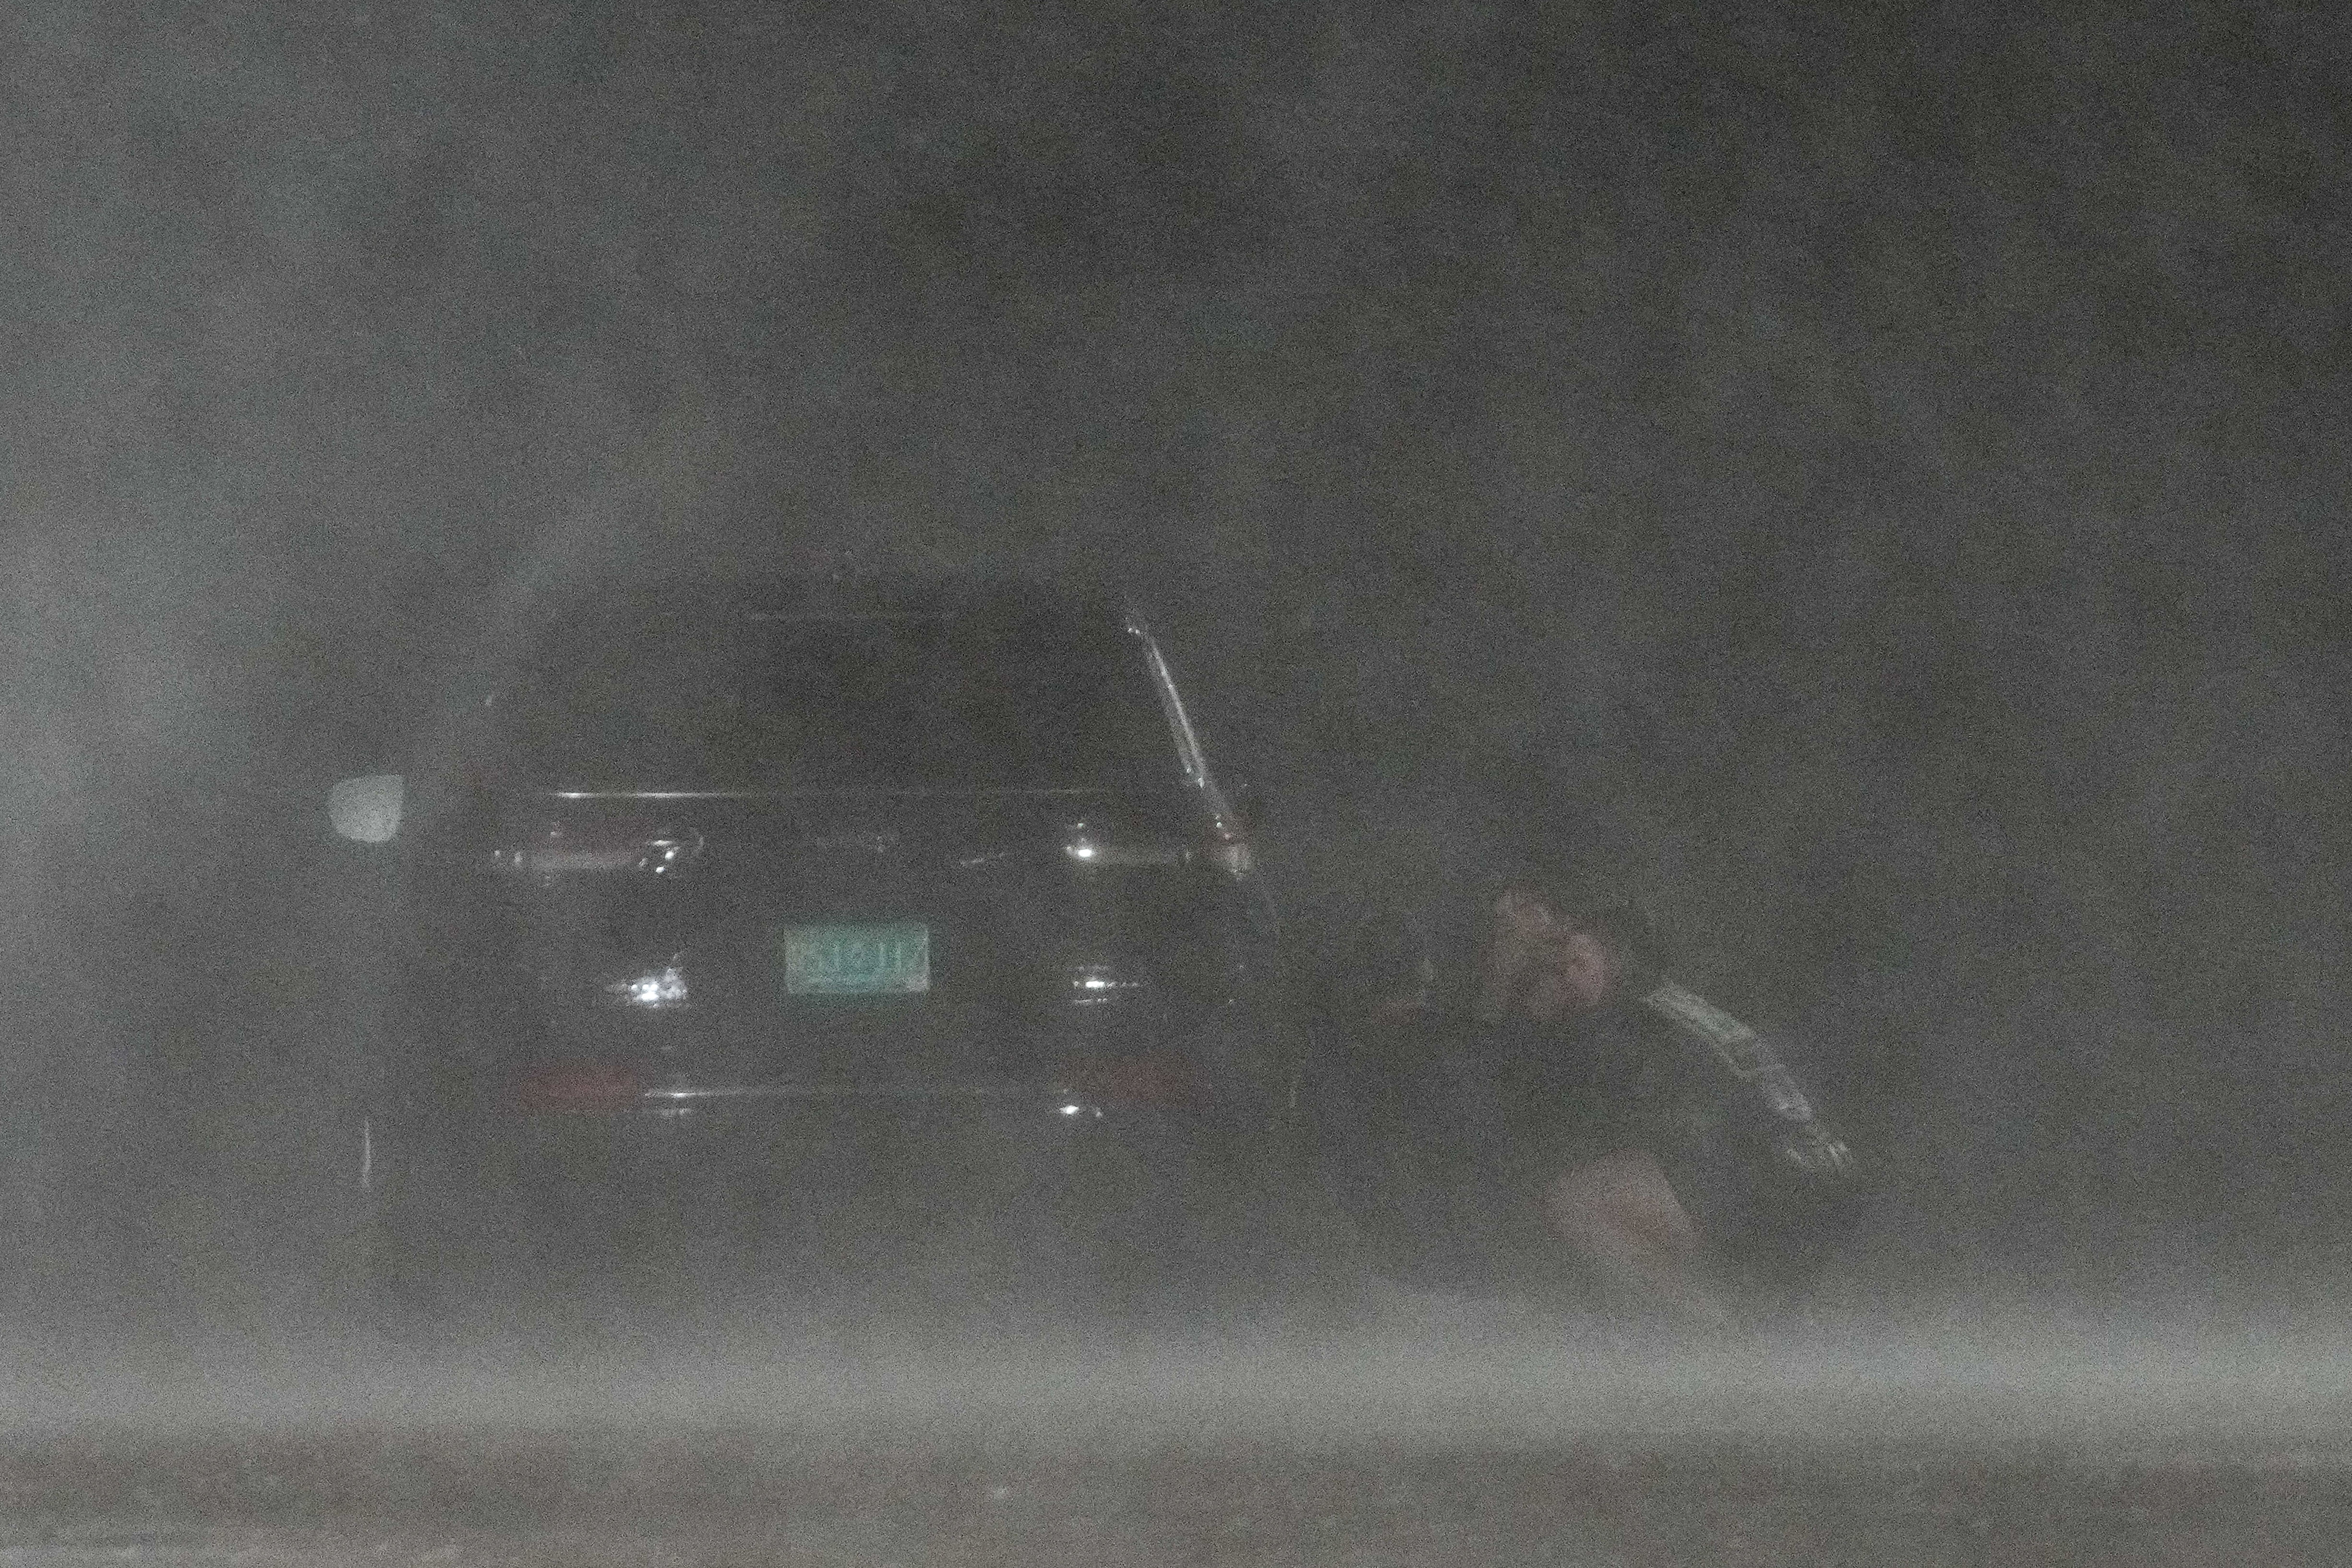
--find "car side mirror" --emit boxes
[327,774,405,843]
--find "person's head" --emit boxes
[1472,881,1660,1024]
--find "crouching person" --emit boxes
[1315,875,1864,1331]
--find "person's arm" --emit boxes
[1637,979,1857,1179]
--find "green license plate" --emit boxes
[781,922,931,996]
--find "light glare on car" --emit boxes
[1065,963,1147,1005]
[605,964,689,1008]
[1062,825,1188,867]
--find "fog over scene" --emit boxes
[2,2,2347,1561]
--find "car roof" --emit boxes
[532,572,1140,632]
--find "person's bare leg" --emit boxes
[1541,1150,1730,1331]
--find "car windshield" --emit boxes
[492,605,1176,790]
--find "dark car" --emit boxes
[323,574,1282,1316]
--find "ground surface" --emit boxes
[5,1299,2349,1566]
[3,1431,2346,1566]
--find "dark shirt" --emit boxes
[1473,1002,1724,1184]
[1479,1003,1669,1112]
[1321,992,1720,1202]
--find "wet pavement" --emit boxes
[5,1438,2343,1566]
[5,1302,2350,1565]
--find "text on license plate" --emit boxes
[781,922,930,995]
